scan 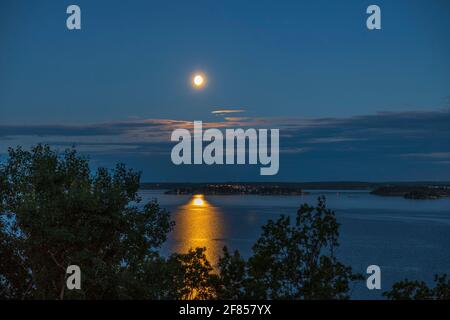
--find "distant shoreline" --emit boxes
[140,182,450,199]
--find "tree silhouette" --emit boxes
[384,274,450,300]
[0,145,173,299]
[215,197,363,299]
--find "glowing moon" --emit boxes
[194,75,204,86]
[192,72,206,89]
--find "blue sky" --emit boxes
[1,0,449,181]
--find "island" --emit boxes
[370,185,450,200]
[164,184,308,195]
[140,181,384,195]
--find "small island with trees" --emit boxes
[370,185,450,200]
[164,184,308,195]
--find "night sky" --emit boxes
[1,0,449,181]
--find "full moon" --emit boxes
[192,73,206,89]
[194,75,203,86]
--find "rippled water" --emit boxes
[139,189,450,299]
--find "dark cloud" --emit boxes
[1,110,449,181]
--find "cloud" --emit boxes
[1,109,449,162]
[224,117,250,122]
[307,137,369,144]
[211,109,246,115]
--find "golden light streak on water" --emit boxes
[171,194,224,268]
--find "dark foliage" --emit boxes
[0,145,173,299]
[215,197,363,299]
[384,274,450,300]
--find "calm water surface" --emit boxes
[138,189,450,299]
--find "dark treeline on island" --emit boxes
[165,184,307,195]
[140,182,450,199]
[370,185,450,200]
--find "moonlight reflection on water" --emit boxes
[170,195,225,267]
